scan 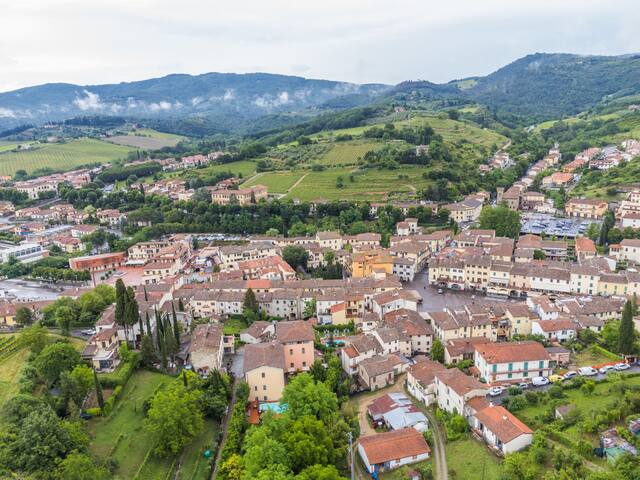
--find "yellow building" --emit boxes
[244,342,286,402]
[351,249,394,278]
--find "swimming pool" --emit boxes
[258,402,289,414]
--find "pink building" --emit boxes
[275,320,315,374]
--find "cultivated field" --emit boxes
[107,128,186,150]
[178,160,257,180]
[0,138,135,176]
[317,141,380,167]
[243,171,306,193]
[284,166,429,201]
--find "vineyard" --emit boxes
[0,335,20,363]
[0,138,136,176]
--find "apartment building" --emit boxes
[565,198,608,219]
[475,341,552,384]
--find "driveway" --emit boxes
[423,408,448,480]
[226,346,244,378]
[350,374,407,437]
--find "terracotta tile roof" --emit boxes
[476,341,550,364]
[436,368,486,397]
[408,359,447,386]
[534,318,579,332]
[358,428,430,465]
[244,342,284,372]
[275,320,315,343]
[189,324,223,353]
[474,405,533,444]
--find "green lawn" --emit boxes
[378,460,432,480]
[445,433,502,479]
[107,128,186,150]
[223,317,248,335]
[178,419,218,480]
[88,370,172,479]
[0,138,135,176]
[571,348,620,368]
[242,171,306,193]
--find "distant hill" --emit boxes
[462,53,640,121]
[2,53,640,135]
[0,72,389,134]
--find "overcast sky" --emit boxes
[1,0,639,92]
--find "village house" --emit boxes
[244,342,286,402]
[358,428,430,474]
[187,323,232,374]
[565,198,608,219]
[209,184,268,206]
[470,405,534,455]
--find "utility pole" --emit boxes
[348,431,355,480]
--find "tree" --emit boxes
[282,245,309,271]
[18,324,48,353]
[303,298,316,319]
[14,306,34,326]
[281,374,338,424]
[140,334,157,367]
[533,249,546,260]
[242,428,291,477]
[145,312,152,340]
[54,451,109,480]
[93,369,104,411]
[164,321,179,362]
[431,339,445,363]
[60,364,94,411]
[296,465,346,480]
[172,303,180,346]
[145,382,204,456]
[114,279,126,325]
[284,416,336,472]
[218,453,243,480]
[56,306,76,336]
[479,204,521,238]
[124,286,139,344]
[243,288,260,320]
[33,342,81,387]
[618,300,636,355]
[178,298,185,311]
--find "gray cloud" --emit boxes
[0,1,639,92]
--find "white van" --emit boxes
[578,367,597,376]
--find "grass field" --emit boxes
[0,333,86,409]
[571,348,620,368]
[285,166,428,201]
[243,171,306,193]
[89,369,218,480]
[445,433,502,479]
[0,138,135,176]
[107,128,186,150]
[88,370,172,478]
[223,317,248,335]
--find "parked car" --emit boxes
[578,367,597,376]
[563,371,578,380]
[598,365,615,374]
[81,329,96,335]
[518,382,529,389]
[548,374,564,383]
[532,376,549,386]
[614,363,630,371]
[437,289,444,294]
[488,387,503,397]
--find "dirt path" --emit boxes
[211,379,238,480]
[424,408,448,480]
[280,173,308,198]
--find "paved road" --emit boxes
[423,408,448,480]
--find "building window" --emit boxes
[261,372,265,378]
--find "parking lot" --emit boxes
[520,213,599,238]
[488,364,640,405]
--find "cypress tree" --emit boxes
[138,314,144,337]
[140,334,157,367]
[182,369,188,387]
[619,300,636,355]
[172,303,180,346]
[145,312,152,341]
[93,369,104,411]
[114,279,126,330]
[178,298,185,312]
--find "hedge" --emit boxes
[219,383,249,463]
[591,345,622,361]
[99,352,140,388]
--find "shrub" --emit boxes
[99,353,139,388]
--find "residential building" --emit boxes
[475,341,552,384]
[358,428,431,474]
[244,342,286,402]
